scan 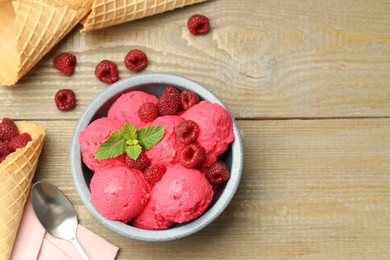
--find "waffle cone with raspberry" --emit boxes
[81,0,208,32]
[0,0,93,86]
[0,121,45,259]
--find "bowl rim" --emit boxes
[70,73,243,241]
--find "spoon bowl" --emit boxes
[31,181,89,260]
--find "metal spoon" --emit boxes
[31,181,89,260]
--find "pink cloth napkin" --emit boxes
[10,199,119,260]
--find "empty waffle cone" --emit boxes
[0,121,45,260]
[0,0,93,86]
[81,0,208,32]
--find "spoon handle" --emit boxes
[70,237,90,260]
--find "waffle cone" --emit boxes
[0,0,93,86]
[0,121,45,260]
[81,0,208,32]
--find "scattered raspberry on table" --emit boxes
[54,89,76,111]
[124,49,148,72]
[95,60,119,84]
[187,14,210,35]
[53,52,76,75]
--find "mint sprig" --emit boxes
[95,123,165,160]
[138,126,166,149]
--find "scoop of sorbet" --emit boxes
[182,101,234,166]
[153,164,213,223]
[90,165,150,223]
[79,117,125,171]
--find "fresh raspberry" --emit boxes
[138,102,158,123]
[2,118,18,130]
[0,118,19,141]
[181,90,200,110]
[0,140,12,156]
[124,49,148,72]
[158,92,182,115]
[187,14,210,35]
[53,52,76,75]
[211,182,221,194]
[143,164,166,186]
[206,160,230,185]
[158,87,181,116]
[9,133,32,151]
[179,143,205,168]
[162,86,181,99]
[95,60,119,84]
[175,120,200,145]
[0,154,7,163]
[124,151,150,171]
[54,89,76,111]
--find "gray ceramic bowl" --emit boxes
[70,73,243,241]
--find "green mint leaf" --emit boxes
[95,130,127,159]
[126,139,139,146]
[126,144,142,160]
[122,123,138,141]
[138,125,165,150]
[94,123,164,161]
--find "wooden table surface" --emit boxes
[1,0,390,259]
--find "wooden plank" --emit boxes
[32,118,390,259]
[1,0,389,259]
[1,0,389,119]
